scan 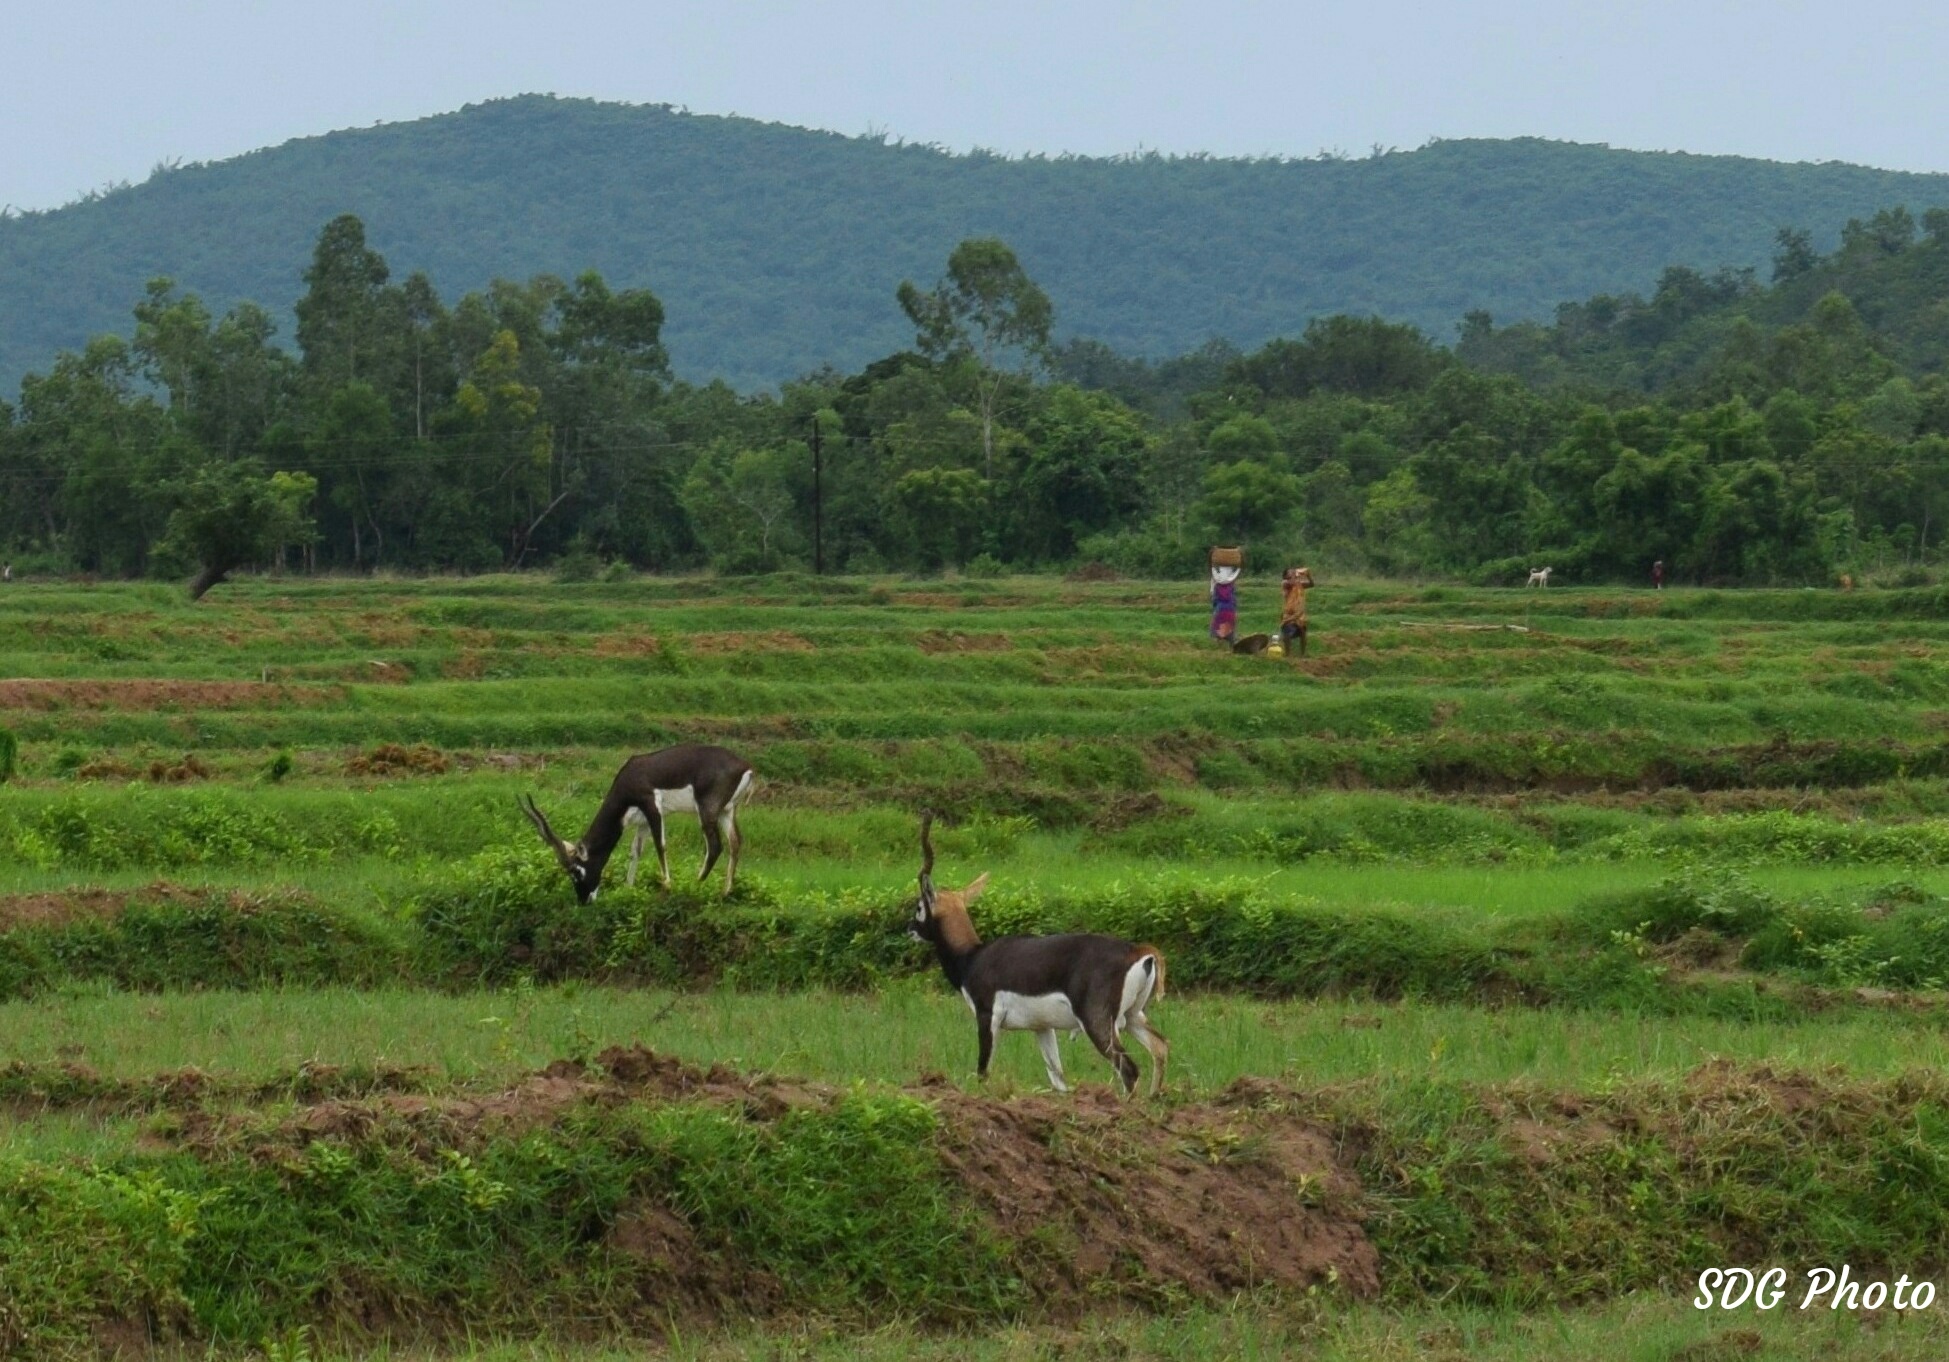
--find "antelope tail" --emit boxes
[1138,944,1167,1000]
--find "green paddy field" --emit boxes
[6,572,1949,1359]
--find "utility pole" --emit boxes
[810,417,824,575]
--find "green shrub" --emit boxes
[1563,871,1949,991]
[0,892,406,1001]
[0,1094,1016,1352]
[1339,1071,1949,1304]
[414,852,1502,999]
[553,547,601,583]
[0,789,407,870]
[0,727,14,783]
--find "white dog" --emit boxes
[1526,566,1552,588]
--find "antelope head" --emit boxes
[910,812,986,951]
[519,795,597,904]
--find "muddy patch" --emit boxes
[0,680,338,711]
[0,888,135,931]
[0,881,286,933]
[915,630,1016,654]
[933,1084,1378,1301]
[0,1057,437,1124]
[145,753,213,783]
[346,743,451,777]
[593,633,664,658]
[686,631,815,655]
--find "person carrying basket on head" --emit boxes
[1280,566,1314,659]
[1209,547,1241,645]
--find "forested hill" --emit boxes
[5,94,1949,394]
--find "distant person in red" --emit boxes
[1209,564,1240,643]
[1651,560,1665,591]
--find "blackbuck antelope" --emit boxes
[519,744,755,903]
[909,814,1168,1096]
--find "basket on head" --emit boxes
[1209,546,1244,569]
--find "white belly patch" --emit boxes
[651,786,698,815]
[991,990,1082,1033]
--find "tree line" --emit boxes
[4,209,1948,590]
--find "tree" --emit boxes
[680,442,802,570]
[1841,207,1916,257]
[440,329,556,565]
[1361,467,1434,574]
[1194,460,1302,542]
[1771,228,1818,282]
[132,278,213,413]
[1228,316,1446,399]
[161,461,318,599]
[1206,414,1282,463]
[393,272,452,441]
[1007,387,1148,561]
[890,466,988,568]
[898,238,1053,479]
[319,382,398,566]
[294,215,392,389]
[551,270,668,376]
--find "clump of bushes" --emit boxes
[1568,870,1949,990]
[0,789,406,870]
[1583,810,1949,867]
[412,848,1503,999]
[0,1092,1015,1354]
[0,890,405,1000]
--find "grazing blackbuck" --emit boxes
[519,744,755,902]
[908,814,1168,1096]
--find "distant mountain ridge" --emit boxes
[3,94,1948,394]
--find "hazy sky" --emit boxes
[6,0,1947,213]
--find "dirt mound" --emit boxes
[603,1195,786,1321]
[686,631,815,654]
[0,1058,436,1124]
[0,881,289,932]
[0,888,134,931]
[346,743,450,777]
[1474,1060,1883,1172]
[1084,791,1180,832]
[0,680,334,711]
[578,1043,812,1114]
[146,754,213,783]
[915,629,1015,653]
[594,633,664,658]
[934,1084,1377,1301]
[156,1046,1376,1306]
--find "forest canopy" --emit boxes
[6,95,1949,395]
[4,207,1949,590]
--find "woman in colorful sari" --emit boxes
[1210,564,1240,643]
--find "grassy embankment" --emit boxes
[6,574,1949,1356]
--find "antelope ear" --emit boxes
[571,842,589,863]
[961,872,990,903]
